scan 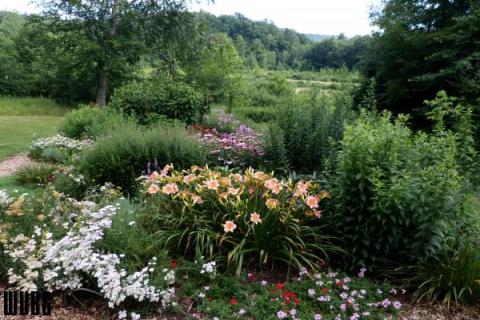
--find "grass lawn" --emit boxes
[0,116,63,160]
[0,96,67,116]
[0,175,43,195]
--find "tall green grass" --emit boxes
[0,96,68,116]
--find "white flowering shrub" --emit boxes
[29,134,93,163]
[1,191,176,312]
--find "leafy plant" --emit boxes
[77,123,207,194]
[15,163,58,186]
[139,166,338,275]
[276,90,354,173]
[109,79,207,125]
[59,105,128,139]
[331,110,465,269]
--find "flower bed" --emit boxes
[140,165,334,273]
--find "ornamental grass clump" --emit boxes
[139,165,338,275]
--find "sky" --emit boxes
[1,0,382,37]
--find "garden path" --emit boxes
[0,153,34,177]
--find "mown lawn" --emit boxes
[0,175,43,195]
[0,116,63,161]
[0,96,66,161]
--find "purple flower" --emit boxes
[358,268,367,278]
[277,310,288,319]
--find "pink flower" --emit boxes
[223,220,237,233]
[306,195,319,209]
[205,179,220,190]
[147,184,160,194]
[250,212,262,224]
[162,183,179,195]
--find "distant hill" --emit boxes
[304,34,333,41]
[196,12,312,69]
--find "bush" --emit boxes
[139,166,337,274]
[398,193,480,305]
[276,91,354,172]
[15,163,58,186]
[262,124,288,171]
[109,79,207,125]
[29,134,93,164]
[77,123,208,194]
[235,107,277,123]
[331,110,465,269]
[59,105,128,139]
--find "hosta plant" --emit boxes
[139,165,338,275]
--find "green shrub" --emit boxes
[15,163,58,186]
[59,105,128,139]
[262,124,288,171]
[235,107,277,123]
[276,90,354,173]
[331,110,465,269]
[139,166,338,274]
[109,79,207,125]
[77,123,208,194]
[398,193,480,305]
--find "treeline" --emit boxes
[196,12,371,70]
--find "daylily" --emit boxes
[250,212,262,224]
[223,220,237,233]
[147,184,160,194]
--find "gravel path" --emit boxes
[0,153,34,177]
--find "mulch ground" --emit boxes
[1,285,479,320]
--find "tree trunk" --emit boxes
[96,65,107,107]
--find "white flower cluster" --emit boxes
[4,201,176,310]
[0,189,13,207]
[30,134,93,152]
[200,261,217,279]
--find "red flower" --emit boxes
[276,283,285,290]
[229,297,238,305]
[336,280,344,288]
[321,288,330,295]
[170,260,177,268]
[293,297,300,305]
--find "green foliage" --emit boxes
[109,79,207,125]
[331,110,465,269]
[59,105,128,139]
[276,91,354,173]
[15,163,58,186]
[262,124,288,171]
[305,35,371,70]
[185,33,244,109]
[425,91,480,183]
[77,124,207,194]
[363,0,480,123]
[196,12,311,69]
[234,107,277,123]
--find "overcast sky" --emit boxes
[1,0,382,36]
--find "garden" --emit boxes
[1,1,480,319]
[1,75,479,320]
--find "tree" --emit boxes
[40,0,193,106]
[185,33,244,109]
[362,0,480,124]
